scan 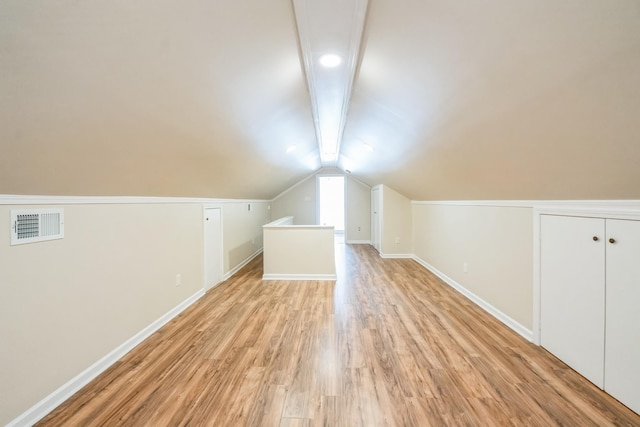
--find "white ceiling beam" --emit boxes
[292,0,369,165]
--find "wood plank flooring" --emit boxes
[37,242,640,426]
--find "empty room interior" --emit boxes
[2,1,640,426]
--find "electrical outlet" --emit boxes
[394,237,400,244]
[358,226,361,232]
[463,262,468,273]
[176,274,182,287]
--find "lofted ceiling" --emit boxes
[1,0,639,200]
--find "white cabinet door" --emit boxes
[605,219,640,414]
[540,215,606,387]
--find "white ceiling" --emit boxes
[1,0,640,199]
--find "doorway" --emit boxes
[318,176,345,233]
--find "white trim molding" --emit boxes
[380,252,413,259]
[263,224,334,230]
[412,200,535,208]
[413,255,533,342]
[346,240,371,244]
[6,289,205,427]
[413,199,640,211]
[264,216,294,227]
[262,273,337,281]
[0,194,270,206]
[534,202,640,221]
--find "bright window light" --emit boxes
[318,176,345,231]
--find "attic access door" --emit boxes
[204,208,223,291]
[318,175,345,232]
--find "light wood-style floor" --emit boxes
[38,242,639,426]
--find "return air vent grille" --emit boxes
[11,209,64,245]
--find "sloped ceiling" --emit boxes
[0,1,319,199]
[1,1,640,200]
[340,0,640,200]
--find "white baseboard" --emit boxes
[346,240,371,244]
[380,252,413,259]
[262,273,337,281]
[7,289,205,427]
[412,255,533,342]
[223,248,263,281]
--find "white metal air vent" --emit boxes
[11,209,64,246]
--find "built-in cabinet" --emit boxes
[540,214,640,414]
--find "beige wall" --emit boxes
[380,185,412,255]
[0,202,203,425]
[412,203,533,330]
[262,226,336,278]
[0,198,270,425]
[222,201,270,274]
[271,174,317,225]
[345,177,371,243]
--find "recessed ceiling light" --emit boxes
[286,145,297,153]
[319,54,342,68]
[363,143,375,152]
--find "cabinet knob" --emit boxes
[609,238,616,244]
[593,236,599,241]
